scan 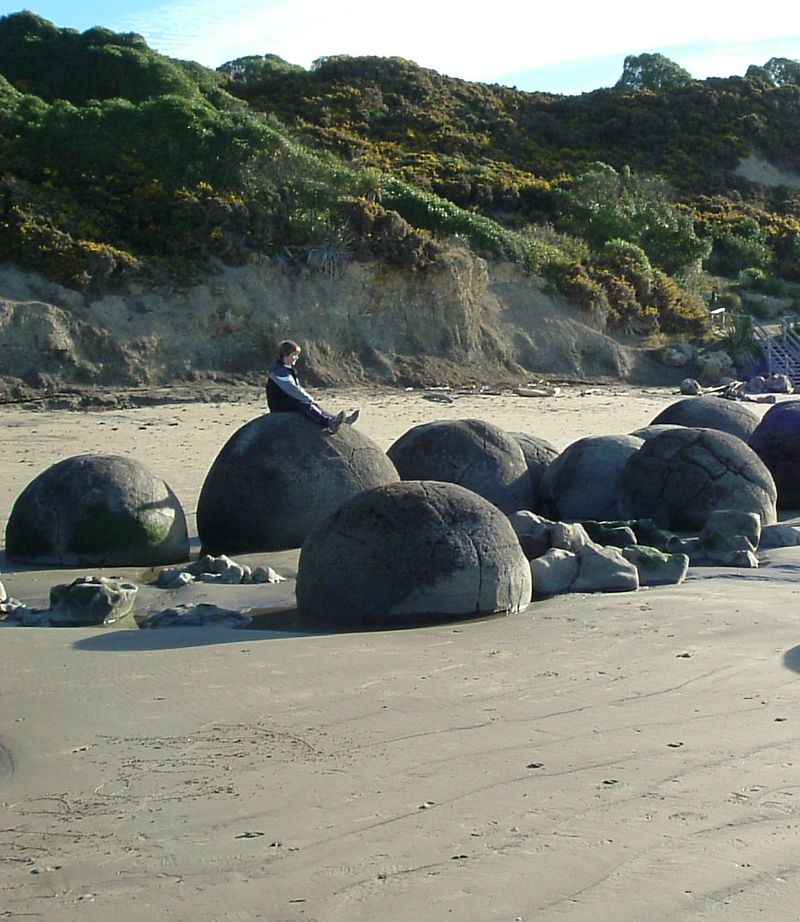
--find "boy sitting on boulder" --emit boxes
[266,340,359,433]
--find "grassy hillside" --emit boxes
[2,12,800,340]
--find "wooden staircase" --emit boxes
[752,318,800,387]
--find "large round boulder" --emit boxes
[749,399,800,509]
[296,480,532,625]
[197,412,398,554]
[538,434,643,521]
[5,454,189,567]
[649,395,760,442]
[618,427,777,531]
[387,419,532,514]
[509,432,560,512]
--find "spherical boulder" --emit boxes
[538,434,643,521]
[387,419,532,514]
[509,432,560,512]
[749,399,800,509]
[5,454,189,567]
[296,480,532,625]
[618,427,777,531]
[197,412,398,554]
[649,395,759,442]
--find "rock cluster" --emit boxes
[509,506,800,597]
[154,554,285,588]
[509,511,688,596]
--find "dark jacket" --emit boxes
[266,359,314,412]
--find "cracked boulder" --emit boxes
[749,399,800,509]
[387,419,532,514]
[197,412,398,554]
[296,480,532,624]
[648,395,759,442]
[538,434,643,521]
[617,427,777,531]
[5,454,189,567]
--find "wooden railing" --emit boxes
[752,316,800,383]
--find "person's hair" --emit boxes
[277,340,301,358]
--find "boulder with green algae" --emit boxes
[6,454,189,567]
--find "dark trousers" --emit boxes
[301,402,336,427]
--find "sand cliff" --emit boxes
[0,249,678,400]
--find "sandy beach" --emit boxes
[3,383,800,921]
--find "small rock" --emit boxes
[251,566,286,584]
[759,523,800,549]
[571,544,639,593]
[508,510,553,536]
[509,510,553,559]
[765,373,793,394]
[701,533,757,560]
[666,534,706,563]
[549,521,593,553]
[680,378,702,395]
[185,554,216,576]
[530,548,579,596]
[47,576,138,626]
[581,521,637,548]
[701,509,761,551]
[695,547,759,568]
[155,566,189,588]
[136,603,252,629]
[622,546,689,586]
[216,558,246,584]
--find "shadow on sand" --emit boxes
[71,605,501,651]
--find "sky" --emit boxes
[4,0,800,95]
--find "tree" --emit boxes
[746,57,800,87]
[615,53,692,92]
[218,54,304,84]
[558,163,709,273]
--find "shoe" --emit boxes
[326,410,345,434]
[345,408,360,425]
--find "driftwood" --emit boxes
[514,385,561,398]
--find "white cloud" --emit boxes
[110,0,800,87]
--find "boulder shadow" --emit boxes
[70,604,511,652]
[71,606,314,651]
